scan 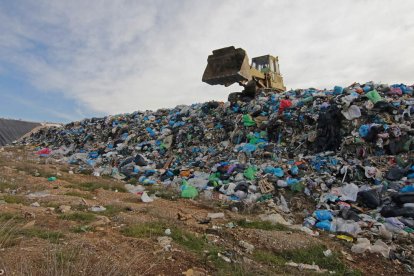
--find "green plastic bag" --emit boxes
[209,172,220,182]
[366,90,382,104]
[290,181,304,192]
[244,166,257,180]
[242,114,256,127]
[181,180,198,198]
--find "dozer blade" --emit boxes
[202,46,252,87]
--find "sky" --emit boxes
[0,0,413,123]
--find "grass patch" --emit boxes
[170,227,208,252]
[71,204,89,211]
[68,181,127,193]
[1,194,28,205]
[236,219,290,231]
[96,205,127,217]
[0,212,24,222]
[0,182,17,192]
[122,222,246,274]
[64,191,93,200]
[253,250,286,266]
[59,212,96,222]
[17,228,64,243]
[122,222,209,252]
[71,225,95,233]
[145,186,178,201]
[127,178,138,185]
[280,245,350,273]
[121,222,165,238]
[15,165,53,178]
[0,219,20,247]
[253,245,361,275]
[44,201,62,209]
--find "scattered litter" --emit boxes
[141,191,154,203]
[285,261,328,273]
[157,236,172,251]
[18,80,414,261]
[323,249,332,257]
[239,240,255,253]
[207,212,225,219]
[30,202,40,207]
[89,206,106,212]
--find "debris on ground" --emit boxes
[5,81,413,274]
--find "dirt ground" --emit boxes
[0,146,409,275]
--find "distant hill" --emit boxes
[0,118,41,146]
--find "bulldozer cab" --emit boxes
[251,55,280,76]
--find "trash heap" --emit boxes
[22,81,414,262]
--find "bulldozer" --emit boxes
[202,46,286,102]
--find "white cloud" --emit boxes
[0,0,414,117]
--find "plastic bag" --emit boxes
[242,114,256,126]
[244,166,257,180]
[315,220,333,231]
[366,90,382,104]
[181,180,198,198]
[313,210,333,221]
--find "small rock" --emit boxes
[95,227,105,231]
[165,228,171,236]
[58,205,71,213]
[239,240,255,253]
[30,202,40,207]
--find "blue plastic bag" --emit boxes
[264,167,284,177]
[241,143,257,153]
[315,220,333,231]
[290,165,299,175]
[313,210,333,221]
[359,125,370,137]
[333,86,344,95]
[401,185,414,193]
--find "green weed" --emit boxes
[59,212,96,222]
[236,219,290,231]
[64,191,93,200]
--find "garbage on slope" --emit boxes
[21,81,414,264]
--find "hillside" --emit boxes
[2,81,414,275]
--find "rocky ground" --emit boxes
[0,146,409,275]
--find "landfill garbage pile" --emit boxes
[21,81,414,265]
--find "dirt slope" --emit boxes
[0,146,408,275]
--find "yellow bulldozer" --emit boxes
[202,46,286,102]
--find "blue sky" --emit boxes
[1,0,414,123]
